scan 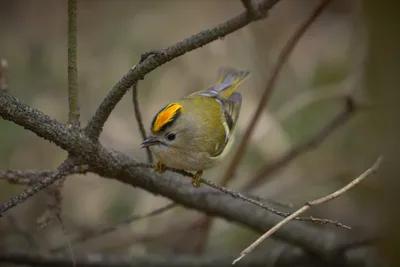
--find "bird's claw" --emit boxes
[154,161,166,174]
[191,170,203,188]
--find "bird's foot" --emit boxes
[191,170,203,188]
[154,161,166,174]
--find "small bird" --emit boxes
[141,68,250,187]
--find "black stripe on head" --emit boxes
[157,109,181,133]
[151,103,183,134]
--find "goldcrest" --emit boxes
[141,68,250,187]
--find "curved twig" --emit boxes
[132,80,153,163]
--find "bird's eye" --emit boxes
[166,133,176,141]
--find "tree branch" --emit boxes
[0,169,54,185]
[67,0,80,127]
[0,92,336,255]
[233,156,382,264]
[0,160,75,216]
[132,80,153,163]
[84,0,281,141]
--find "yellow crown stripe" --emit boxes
[152,103,183,133]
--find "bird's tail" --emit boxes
[214,67,250,98]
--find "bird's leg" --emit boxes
[154,161,166,173]
[192,170,203,188]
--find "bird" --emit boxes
[141,67,250,187]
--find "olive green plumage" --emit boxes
[141,67,250,187]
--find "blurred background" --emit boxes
[0,0,399,266]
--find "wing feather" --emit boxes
[185,68,249,155]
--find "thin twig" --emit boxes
[244,96,355,191]
[52,202,176,252]
[0,160,75,216]
[233,156,383,264]
[220,0,332,186]
[132,80,153,163]
[67,0,80,127]
[84,0,281,141]
[0,58,8,92]
[0,169,54,185]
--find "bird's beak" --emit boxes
[141,136,159,148]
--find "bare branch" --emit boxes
[233,156,382,264]
[308,157,382,205]
[0,160,76,216]
[132,80,153,163]
[244,96,356,191]
[0,169,54,185]
[84,0,281,141]
[0,58,8,92]
[220,0,333,186]
[52,202,177,252]
[67,0,80,127]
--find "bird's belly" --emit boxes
[151,149,219,171]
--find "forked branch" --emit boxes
[0,169,54,185]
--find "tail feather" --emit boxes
[214,67,250,97]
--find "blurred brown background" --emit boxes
[0,0,399,265]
